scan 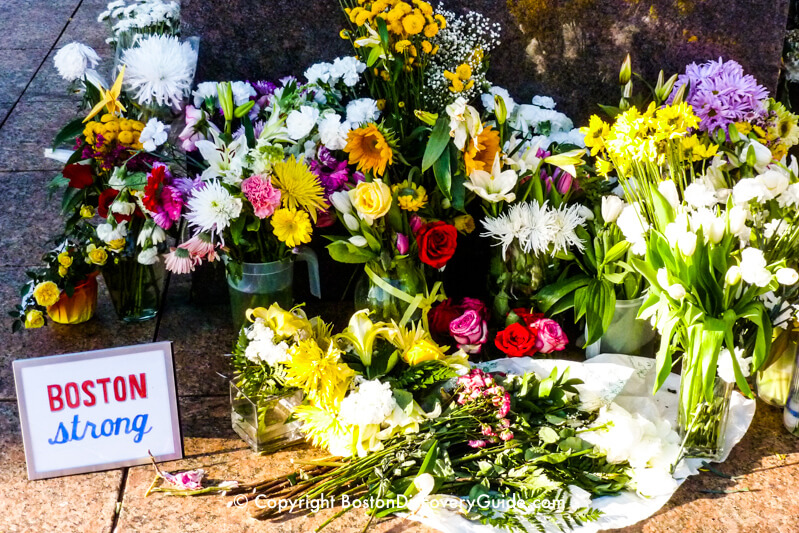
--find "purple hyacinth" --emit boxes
[668,58,769,134]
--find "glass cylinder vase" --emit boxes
[102,257,165,322]
[230,381,305,454]
[585,295,656,358]
[46,273,99,325]
[678,376,733,460]
[354,257,426,323]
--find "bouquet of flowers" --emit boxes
[10,227,104,331]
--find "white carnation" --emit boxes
[330,56,366,87]
[286,106,319,140]
[346,98,380,126]
[139,118,168,152]
[318,113,351,151]
[231,81,256,106]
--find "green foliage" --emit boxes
[388,360,459,393]
[230,326,289,401]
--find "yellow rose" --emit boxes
[349,179,392,224]
[403,338,445,365]
[80,205,95,218]
[24,309,44,329]
[86,244,108,265]
[58,252,73,268]
[453,214,475,234]
[58,266,68,277]
[33,281,60,307]
[107,238,125,251]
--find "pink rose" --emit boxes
[530,318,568,353]
[241,174,281,219]
[460,297,489,320]
[449,310,488,354]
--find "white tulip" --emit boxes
[657,180,680,209]
[739,247,772,287]
[728,205,747,235]
[776,268,799,286]
[330,190,353,213]
[343,213,360,232]
[656,268,670,288]
[348,235,368,247]
[725,265,741,285]
[684,182,718,208]
[667,283,687,300]
[744,139,773,174]
[708,217,725,244]
[601,195,625,223]
[678,231,697,256]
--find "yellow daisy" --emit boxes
[271,208,312,248]
[392,180,428,211]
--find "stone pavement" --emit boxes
[0,1,797,532]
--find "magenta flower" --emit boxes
[396,233,409,255]
[162,468,205,490]
[449,310,488,354]
[529,318,568,353]
[151,185,184,230]
[409,214,424,234]
[241,174,282,219]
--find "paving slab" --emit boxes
[0,49,49,105]
[0,266,156,400]
[116,395,437,533]
[0,401,122,533]
[0,99,82,171]
[0,0,80,50]
[57,0,115,51]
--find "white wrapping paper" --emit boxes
[404,354,756,533]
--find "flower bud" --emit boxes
[349,235,368,247]
[671,82,687,104]
[396,233,409,255]
[667,283,687,300]
[619,54,632,85]
[343,213,359,231]
[708,217,725,244]
[678,231,697,256]
[776,267,799,286]
[233,100,255,118]
[725,265,742,286]
[601,195,625,223]
[494,94,507,124]
[414,110,438,126]
[728,205,747,235]
[330,190,353,213]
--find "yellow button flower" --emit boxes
[33,281,60,307]
[349,179,392,224]
[402,11,425,34]
[24,309,45,329]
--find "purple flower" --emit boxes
[250,80,277,97]
[668,58,769,134]
[174,175,204,196]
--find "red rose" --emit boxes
[416,221,457,269]
[97,188,131,223]
[512,308,544,327]
[63,163,94,189]
[428,298,462,337]
[494,322,538,358]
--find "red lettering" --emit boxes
[96,378,111,403]
[113,376,126,402]
[81,381,96,407]
[129,373,147,400]
[47,385,63,412]
[65,382,80,408]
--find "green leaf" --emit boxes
[422,116,451,172]
[539,427,559,444]
[326,241,376,263]
[246,217,261,232]
[230,214,246,244]
[52,116,86,149]
[650,186,675,228]
[366,45,382,67]
[601,241,630,267]
[432,144,452,199]
[534,275,590,313]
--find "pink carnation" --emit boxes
[241,174,281,219]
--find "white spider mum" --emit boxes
[185,181,242,234]
[121,35,197,107]
[550,204,587,253]
[514,201,558,255]
[53,42,100,82]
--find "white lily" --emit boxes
[464,154,517,203]
[195,129,248,185]
[446,97,482,151]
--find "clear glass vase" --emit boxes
[46,273,99,325]
[783,347,799,436]
[488,241,548,321]
[678,376,733,460]
[354,257,426,323]
[226,248,320,327]
[230,381,305,454]
[756,336,798,407]
[585,295,656,359]
[102,257,165,322]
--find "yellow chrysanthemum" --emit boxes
[392,180,428,211]
[421,40,433,54]
[455,63,472,80]
[395,39,412,53]
[423,23,438,38]
[734,121,752,135]
[33,281,60,307]
[271,156,327,222]
[344,124,394,176]
[401,11,425,34]
[271,208,312,248]
[292,404,353,454]
[284,339,354,409]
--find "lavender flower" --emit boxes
[668,58,769,133]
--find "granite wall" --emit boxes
[182,0,790,123]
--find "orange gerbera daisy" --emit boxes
[464,125,500,176]
[344,124,394,177]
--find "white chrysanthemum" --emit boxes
[305,62,333,85]
[122,35,197,107]
[329,56,366,87]
[286,105,319,140]
[139,118,168,151]
[777,183,799,208]
[345,98,380,126]
[53,42,100,82]
[480,212,517,259]
[514,201,558,255]
[338,379,397,427]
[550,204,586,253]
[244,319,290,365]
[185,181,242,233]
[318,113,350,151]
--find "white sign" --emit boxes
[13,342,183,480]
